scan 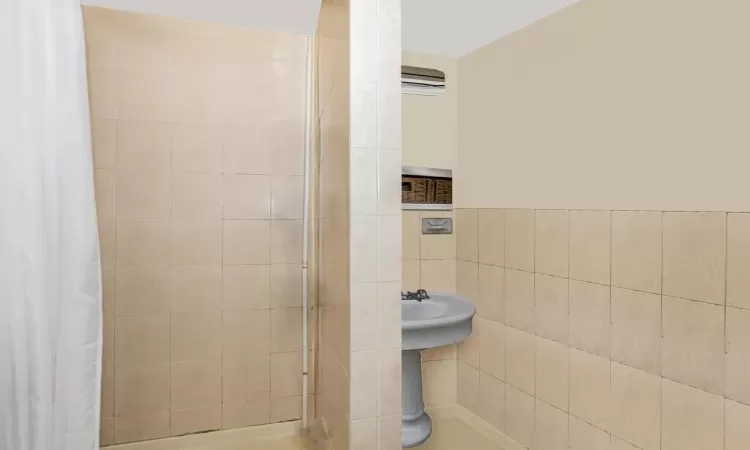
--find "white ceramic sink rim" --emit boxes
[402,293,476,331]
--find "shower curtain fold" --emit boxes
[0,0,103,449]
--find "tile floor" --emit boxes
[415,416,508,450]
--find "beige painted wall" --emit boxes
[457,0,750,211]
[402,52,458,170]
[85,7,309,445]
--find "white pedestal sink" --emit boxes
[402,293,476,448]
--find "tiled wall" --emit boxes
[348,0,403,449]
[84,8,310,445]
[402,210,458,407]
[315,1,351,449]
[455,208,750,450]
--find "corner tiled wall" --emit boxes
[315,1,352,449]
[348,0,403,449]
[84,8,311,445]
[455,208,750,450]
[402,211,458,407]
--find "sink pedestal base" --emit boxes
[402,349,432,448]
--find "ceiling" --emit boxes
[81,0,579,57]
[402,0,580,57]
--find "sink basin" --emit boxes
[401,293,475,448]
[402,293,476,350]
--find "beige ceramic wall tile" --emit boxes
[727,213,750,310]
[87,68,117,120]
[423,360,457,406]
[222,220,271,265]
[114,364,170,415]
[402,260,420,291]
[221,265,271,310]
[116,218,171,268]
[351,283,378,352]
[170,313,222,362]
[611,211,662,294]
[351,418,378,450]
[420,211,456,260]
[422,344,456,361]
[222,310,270,357]
[421,258,457,294]
[479,317,505,380]
[610,362,660,450]
[478,209,505,267]
[171,125,222,173]
[725,306,750,405]
[477,372,506,431]
[91,118,116,169]
[270,352,302,398]
[534,274,569,344]
[378,348,402,416]
[169,266,222,313]
[610,287,661,374]
[477,264,504,323]
[568,416,610,450]
[456,209,479,262]
[115,267,170,317]
[457,361,480,413]
[115,170,170,218]
[378,282,402,348]
[505,385,535,449]
[661,296,725,395]
[505,326,536,395]
[221,356,271,404]
[222,129,275,176]
[377,215,402,282]
[271,219,303,264]
[170,360,221,410]
[569,210,610,285]
[114,410,170,444]
[505,209,535,272]
[100,417,114,446]
[661,378,724,450]
[535,210,569,278]
[505,268,535,333]
[169,219,222,266]
[536,336,569,412]
[271,175,303,220]
[270,308,302,353]
[351,350,379,420]
[114,315,170,366]
[116,121,171,170]
[535,399,569,450]
[222,174,272,219]
[662,212,726,305]
[610,437,639,450]
[378,414,402,450]
[377,149,402,216]
[270,264,302,308]
[726,399,750,450]
[569,347,610,431]
[457,317,480,368]
[569,280,610,358]
[455,260,478,301]
[402,211,421,261]
[170,406,222,437]
[170,172,221,218]
[221,393,271,429]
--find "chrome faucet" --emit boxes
[401,289,430,302]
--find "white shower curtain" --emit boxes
[0,0,102,449]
